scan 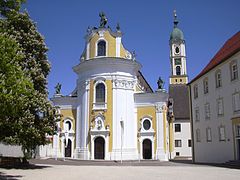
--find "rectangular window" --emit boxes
[230,62,238,81]
[217,98,224,116]
[233,92,240,112]
[195,107,200,122]
[175,124,181,132]
[175,140,182,147]
[196,129,201,142]
[188,139,192,147]
[194,84,198,99]
[203,78,208,94]
[219,126,226,141]
[204,103,210,119]
[176,152,180,156]
[175,58,181,65]
[206,128,212,142]
[216,70,222,88]
[236,125,240,137]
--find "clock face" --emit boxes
[175,46,180,54]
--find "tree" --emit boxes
[0,0,56,160]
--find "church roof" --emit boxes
[170,27,184,41]
[170,10,184,42]
[169,84,190,120]
[137,71,153,93]
[190,31,240,84]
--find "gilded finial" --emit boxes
[173,10,179,28]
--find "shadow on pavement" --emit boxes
[171,159,240,170]
[0,163,51,170]
[0,172,22,180]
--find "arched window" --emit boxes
[176,66,181,75]
[96,83,105,103]
[97,40,106,56]
[64,120,72,131]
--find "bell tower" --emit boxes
[169,10,188,84]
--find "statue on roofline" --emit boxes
[157,77,164,90]
[99,12,107,28]
[55,83,62,94]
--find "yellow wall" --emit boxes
[137,106,157,153]
[60,109,77,131]
[170,76,188,84]
[163,109,167,152]
[89,31,116,59]
[59,109,77,148]
[169,119,174,152]
[88,30,127,59]
[88,79,113,152]
[120,43,126,58]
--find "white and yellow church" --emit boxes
[39,12,190,160]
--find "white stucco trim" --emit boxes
[116,37,121,57]
[90,130,110,160]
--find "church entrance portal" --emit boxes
[143,139,152,159]
[237,139,240,160]
[65,139,72,157]
[94,137,105,159]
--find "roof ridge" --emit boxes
[213,31,240,59]
[189,31,240,84]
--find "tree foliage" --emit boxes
[0,0,25,16]
[0,0,56,158]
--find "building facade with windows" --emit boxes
[168,11,192,159]
[189,31,240,163]
[39,14,169,161]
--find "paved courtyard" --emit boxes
[0,159,240,180]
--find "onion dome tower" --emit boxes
[169,10,188,84]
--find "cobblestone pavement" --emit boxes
[0,159,239,180]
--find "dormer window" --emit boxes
[97,40,106,56]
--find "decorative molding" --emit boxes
[156,104,166,113]
[113,79,135,89]
[78,80,90,91]
[98,30,105,38]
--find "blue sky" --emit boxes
[23,0,240,97]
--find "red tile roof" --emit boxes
[189,31,240,84]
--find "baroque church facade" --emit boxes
[39,12,191,161]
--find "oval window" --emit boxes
[143,119,151,130]
[175,46,180,54]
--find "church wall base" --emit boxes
[156,148,169,161]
